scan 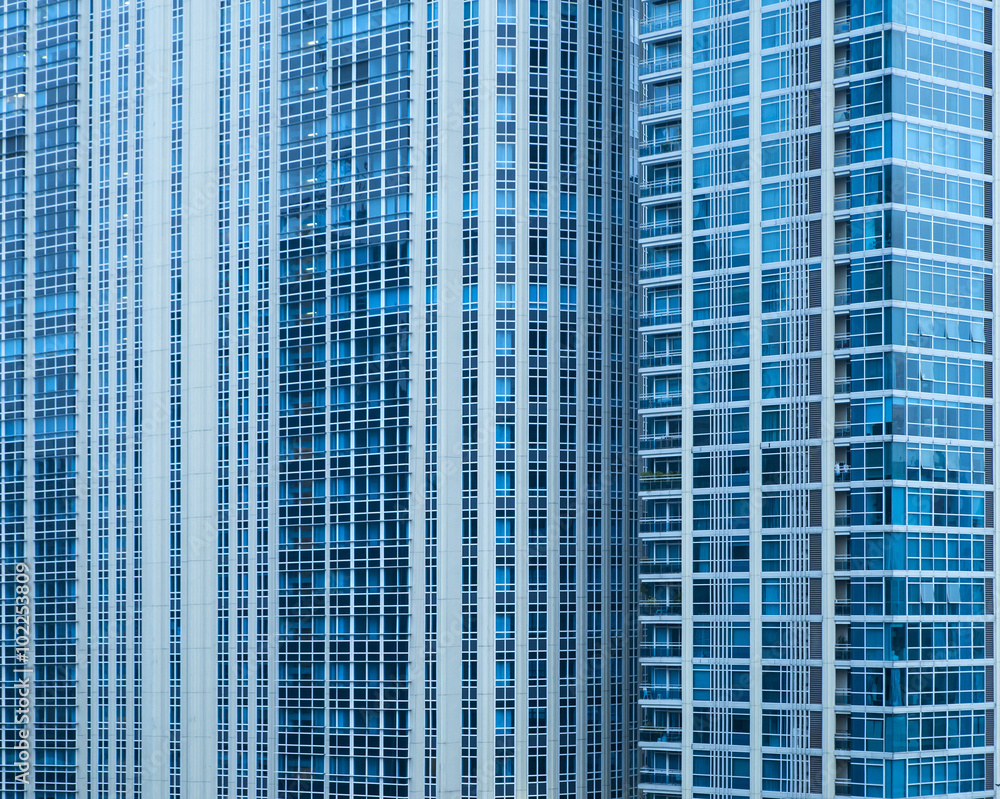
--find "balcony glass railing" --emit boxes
[639,644,682,658]
[639,726,683,743]
[639,139,682,158]
[640,476,682,492]
[640,54,682,74]
[640,311,682,327]
[640,685,682,702]
[640,262,682,280]
[640,220,682,239]
[640,96,682,116]
[639,768,683,786]
[640,11,681,33]
[640,393,682,409]
[640,178,682,197]
[639,601,682,617]
[640,558,682,575]
[639,434,682,450]
[640,518,683,534]
[640,353,682,369]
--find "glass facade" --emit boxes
[638,0,997,796]
[4,1,632,798]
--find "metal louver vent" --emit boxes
[810,577,822,615]
[987,579,994,615]
[810,756,823,794]
[809,45,821,83]
[987,6,994,45]
[987,535,994,571]
[809,1,822,38]
[809,132,821,170]
[985,361,993,399]
[986,143,993,175]
[810,358,822,394]
[986,318,993,354]
[986,182,993,220]
[986,622,993,654]
[809,269,822,307]
[987,449,994,483]
[985,275,993,313]
[808,88,821,126]
[809,710,823,749]
[985,225,993,259]
[810,621,823,659]
[989,709,995,746]
[810,666,823,704]
[809,488,822,527]
[809,401,821,439]
[810,533,822,570]
[809,445,822,482]
[809,175,821,214]
[988,665,995,701]
[809,314,822,351]
[986,493,994,527]
[809,219,822,258]
[987,59,994,90]
[986,405,993,442]
[987,96,994,134]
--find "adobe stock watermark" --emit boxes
[13,561,31,786]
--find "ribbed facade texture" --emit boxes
[3,0,1000,797]
[638,0,997,796]
[1,1,632,798]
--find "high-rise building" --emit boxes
[638,0,996,796]
[1,1,632,798]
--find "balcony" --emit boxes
[834,192,851,211]
[834,378,851,394]
[640,220,682,239]
[835,644,852,661]
[834,732,852,751]
[639,601,682,617]
[834,556,852,570]
[640,643,682,659]
[640,53,682,75]
[834,424,852,439]
[640,559,682,575]
[640,262,682,281]
[639,435,682,451]
[640,138,682,158]
[640,353,682,369]
[640,475,682,493]
[835,689,852,705]
[835,512,851,527]
[640,97,682,117]
[640,518,683,535]
[640,11,681,34]
[834,289,851,305]
[834,333,851,349]
[834,236,850,255]
[639,768,683,786]
[835,601,852,616]
[640,393,682,409]
[641,177,682,198]
[640,311,682,327]
[640,684,682,701]
[639,726,683,743]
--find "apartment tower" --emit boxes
[638,0,996,795]
[0,0,632,797]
